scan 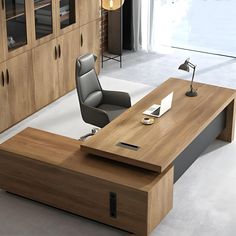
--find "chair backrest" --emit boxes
[76,54,103,107]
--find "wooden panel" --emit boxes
[81,78,236,172]
[218,98,236,142]
[4,0,33,60]
[79,0,100,26]
[55,0,80,36]
[31,0,57,47]
[0,128,174,236]
[0,62,10,132]
[80,20,101,73]
[147,166,173,234]
[32,39,59,110]
[6,51,35,125]
[58,28,80,96]
[0,154,147,236]
[0,128,162,191]
[0,6,6,63]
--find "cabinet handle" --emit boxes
[1,0,4,10]
[109,192,117,218]
[54,46,58,60]
[6,69,9,85]
[81,34,83,47]
[1,71,4,87]
[58,44,61,58]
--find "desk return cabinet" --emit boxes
[0,0,100,132]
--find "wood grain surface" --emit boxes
[0,128,173,236]
[81,78,236,172]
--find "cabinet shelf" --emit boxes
[6,8,25,21]
[34,0,52,11]
[60,12,69,22]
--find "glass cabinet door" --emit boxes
[5,0,27,51]
[59,0,75,30]
[34,0,53,40]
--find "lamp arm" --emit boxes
[190,66,196,91]
[188,61,195,68]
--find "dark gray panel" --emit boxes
[108,8,122,55]
[174,109,226,183]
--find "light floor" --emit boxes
[1,49,236,236]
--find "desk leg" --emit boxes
[218,98,236,142]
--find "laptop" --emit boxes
[143,92,174,118]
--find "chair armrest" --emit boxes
[102,90,131,108]
[81,104,110,128]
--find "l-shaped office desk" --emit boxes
[0,78,235,236]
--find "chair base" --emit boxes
[79,128,100,141]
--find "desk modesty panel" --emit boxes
[81,78,236,172]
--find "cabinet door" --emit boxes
[79,0,100,26]
[3,0,32,59]
[33,39,59,109]
[0,5,6,63]
[56,0,79,36]
[32,0,57,47]
[0,62,10,132]
[80,20,100,73]
[58,29,80,96]
[6,51,35,125]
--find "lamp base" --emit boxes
[185,90,198,97]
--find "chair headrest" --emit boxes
[77,54,97,76]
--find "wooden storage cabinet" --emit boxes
[58,28,80,96]
[0,6,6,63]
[56,0,80,36]
[0,52,35,132]
[2,0,32,60]
[79,0,100,26]
[33,28,80,108]
[0,0,100,133]
[80,19,100,73]
[31,0,80,46]
[33,39,59,109]
[0,62,10,131]
[31,0,57,47]
[5,51,35,124]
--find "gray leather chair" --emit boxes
[76,54,131,128]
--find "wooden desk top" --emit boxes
[0,128,164,192]
[81,78,236,172]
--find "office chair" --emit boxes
[75,53,131,129]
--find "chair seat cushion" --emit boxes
[97,104,127,121]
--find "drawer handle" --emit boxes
[109,192,117,218]
[6,69,9,85]
[1,71,4,87]
[54,46,58,60]
[58,44,61,58]
[81,34,83,47]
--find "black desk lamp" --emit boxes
[178,58,197,97]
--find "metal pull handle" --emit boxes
[1,71,4,87]
[6,69,9,85]
[58,44,61,58]
[81,34,83,47]
[1,0,4,10]
[109,192,117,218]
[54,46,58,60]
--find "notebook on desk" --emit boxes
[143,92,173,118]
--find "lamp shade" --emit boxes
[178,60,190,72]
[102,0,125,10]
